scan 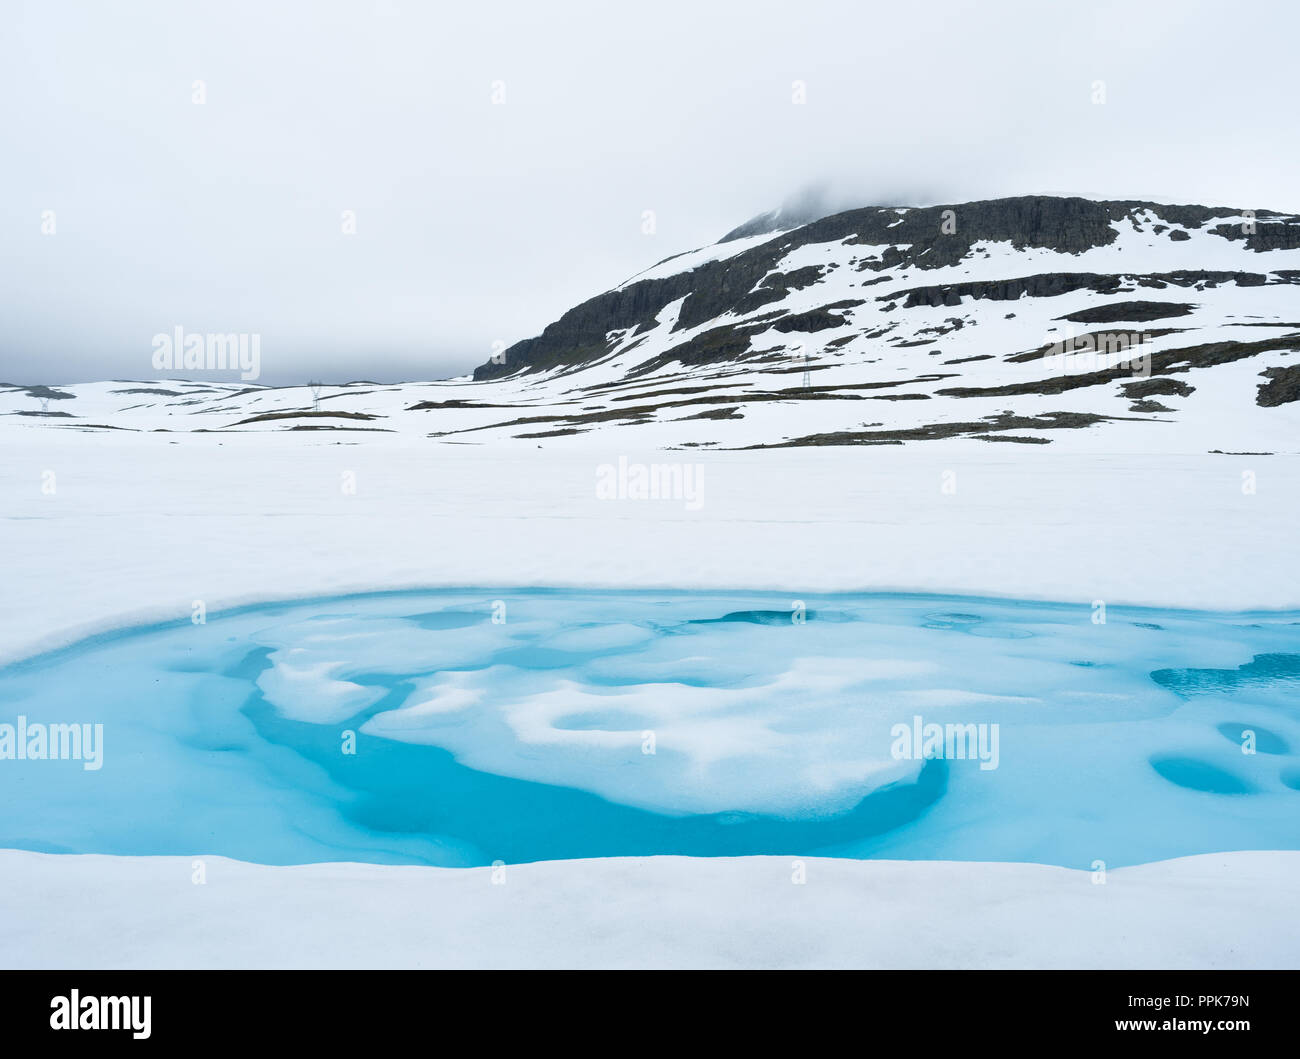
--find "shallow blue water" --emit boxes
[1,589,1298,869]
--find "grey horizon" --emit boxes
[2,0,1297,386]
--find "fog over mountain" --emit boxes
[3,0,1299,385]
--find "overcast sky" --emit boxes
[3,0,1298,386]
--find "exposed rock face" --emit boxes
[1258,365,1300,407]
[1060,301,1195,324]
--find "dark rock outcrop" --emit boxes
[1257,365,1300,407]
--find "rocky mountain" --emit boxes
[5,195,1300,451]
[458,195,1300,448]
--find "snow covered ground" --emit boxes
[2,430,1297,966]
[3,432,1297,667]
[5,849,1296,969]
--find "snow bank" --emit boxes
[2,849,1294,969]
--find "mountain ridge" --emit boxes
[5,194,1299,453]
[473,195,1300,382]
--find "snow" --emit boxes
[4,199,1299,967]
[614,230,789,289]
[7,203,1296,454]
[3,435,1297,675]
[2,432,1298,966]
[3,849,1295,968]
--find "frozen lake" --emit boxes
[2,589,1297,868]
